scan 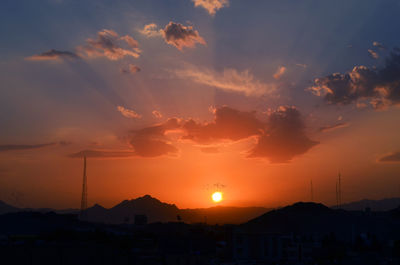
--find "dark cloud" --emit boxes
[78,29,141,60]
[68,149,135,158]
[125,106,317,162]
[0,143,56,151]
[182,106,264,144]
[378,152,400,163]
[248,106,319,163]
[319,122,350,133]
[26,49,80,61]
[129,118,180,157]
[161,22,206,50]
[309,49,400,110]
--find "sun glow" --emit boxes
[212,191,223,203]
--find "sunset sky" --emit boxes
[1,0,400,209]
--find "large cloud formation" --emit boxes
[248,106,319,163]
[78,29,141,60]
[309,49,400,110]
[26,49,80,61]
[125,106,317,163]
[192,0,229,16]
[173,66,276,96]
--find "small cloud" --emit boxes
[295,63,307,68]
[368,49,379,59]
[68,149,136,158]
[373,41,385,50]
[319,122,350,133]
[78,29,141,60]
[378,151,400,163]
[139,23,162,38]
[337,115,343,121]
[26,49,80,61]
[161,22,206,50]
[273,66,287,80]
[0,142,56,151]
[172,65,276,96]
[117,106,142,119]
[152,110,163,118]
[192,0,229,16]
[121,64,141,74]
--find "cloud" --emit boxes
[125,106,317,162]
[139,23,162,38]
[273,66,287,80]
[78,29,141,60]
[152,110,163,118]
[173,66,276,96]
[319,122,350,133]
[26,49,80,61]
[182,106,264,144]
[161,22,206,50]
[121,64,141,74]
[248,106,319,163]
[368,49,379,59]
[0,143,56,151]
[192,0,229,16]
[68,149,135,158]
[296,63,307,68]
[117,106,142,119]
[309,49,400,110]
[373,41,385,50]
[129,118,180,157]
[378,151,400,163]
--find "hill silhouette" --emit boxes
[339,197,400,211]
[242,201,400,241]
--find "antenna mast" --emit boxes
[80,156,88,217]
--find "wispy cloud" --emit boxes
[68,149,136,158]
[117,106,142,119]
[121,64,141,74]
[26,49,80,61]
[152,110,163,118]
[378,151,400,163]
[273,66,287,80]
[78,29,141,60]
[0,143,56,151]
[139,23,162,38]
[319,122,350,133]
[368,49,379,59]
[172,66,276,96]
[192,0,229,16]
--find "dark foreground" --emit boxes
[0,202,399,265]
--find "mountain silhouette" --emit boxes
[0,200,19,214]
[82,195,269,224]
[242,202,400,241]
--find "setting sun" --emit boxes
[212,192,223,203]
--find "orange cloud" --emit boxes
[192,0,229,16]
[273,66,287,80]
[121,64,141,74]
[173,66,276,96]
[78,29,141,60]
[152,110,163,118]
[117,106,142,119]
